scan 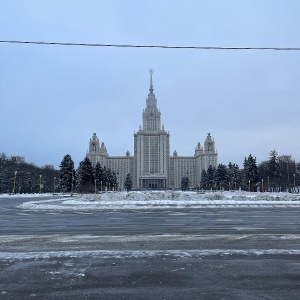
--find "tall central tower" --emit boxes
[142,69,161,131]
[134,70,170,189]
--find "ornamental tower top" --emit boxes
[142,69,162,131]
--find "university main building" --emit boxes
[87,71,218,190]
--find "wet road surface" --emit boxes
[1,196,300,299]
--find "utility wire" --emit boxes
[0,40,300,51]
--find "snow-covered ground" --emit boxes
[2,248,300,261]
[1,190,299,210]
[0,193,52,198]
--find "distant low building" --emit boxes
[87,71,218,189]
[10,155,25,163]
[278,155,295,164]
[43,164,55,170]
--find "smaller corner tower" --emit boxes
[204,133,215,153]
[89,133,100,153]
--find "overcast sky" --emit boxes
[1,0,300,169]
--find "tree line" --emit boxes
[0,153,59,194]
[1,150,299,194]
[58,154,132,193]
[198,151,300,192]
[0,153,133,194]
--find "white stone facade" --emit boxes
[86,72,218,190]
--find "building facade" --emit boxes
[87,71,218,190]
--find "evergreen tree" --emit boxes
[77,157,94,193]
[124,173,133,192]
[181,176,190,191]
[101,166,108,189]
[206,165,216,189]
[94,162,103,183]
[228,162,241,189]
[258,161,268,191]
[59,154,75,193]
[243,154,259,191]
[106,168,114,190]
[267,149,280,189]
[94,162,106,191]
[216,163,228,189]
[78,157,94,185]
[296,163,300,189]
[111,171,118,190]
[0,153,7,165]
[200,169,207,189]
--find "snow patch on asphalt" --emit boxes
[1,233,300,244]
[1,249,300,261]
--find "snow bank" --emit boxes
[1,249,300,261]
[0,193,55,199]
[15,190,300,211]
[71,190,300,202]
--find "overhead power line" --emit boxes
[0,40,300,51]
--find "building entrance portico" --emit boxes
[139,178,167,189]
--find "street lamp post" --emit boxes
[94,178,97,194]
[54,177,56,194]
[39,175,42,194]
[70,170,74,196]
[262,179,264,192]
[13,171,17,194]
[116,172,119,192]
[100,181,102,193]
[267,176,270,192]
[248,180,251,192]
[293,174,296,190]
[287,157,290,191]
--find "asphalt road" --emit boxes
[1,196,300,299]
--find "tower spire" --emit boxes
[149,68,154,93]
